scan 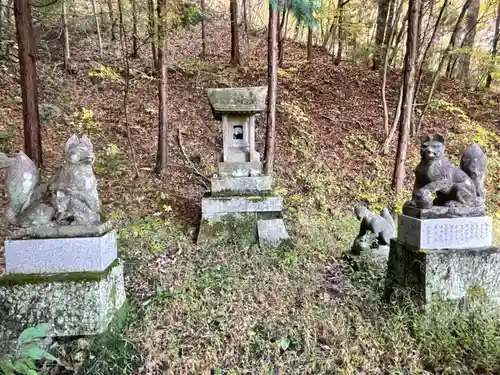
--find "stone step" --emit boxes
[218,161,262,177]
[201,196,283,220]
[211,176,272,196]
[397,214,493,250]
[257,219,290,248]
[4,230,117,275]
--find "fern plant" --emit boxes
[0,323,57,375]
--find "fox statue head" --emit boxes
[419,134,446,162]
[65,135,95,165]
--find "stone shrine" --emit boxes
[198,86,289,247]
[0,135,125,343]
[385,135,500,304]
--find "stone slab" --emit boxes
[0,262,126,340]
[385,239,500,304]
[402,203,486,219]
[218,161,262,177]
[202,196,283,221]
[211,176,272,196]
[8,222,112,240]
[397,214,492,250]
[257,219,290,248]
[4,230,117,275]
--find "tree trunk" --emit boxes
[156,0,168,175]
[392,0,420,193]
[91,0,103,59]
[14,0,42,166]
[243,0,248,34]
[264,3,278,176]
[62,0,70,72]
[334,0,344,65]
[229,0,241,65]
[486,2,500,88]
[278,6,289,66]
[107,0,116,41]
[200,0,206,58]
[373,0,391,69]
[148,0,157,71]
[458,0,479,81]
[0,0,4,55]
[415,0,471,132]
[99,0,105,30]
[389,9,408,66]
[131,0,138,57]
[307,25,313,61]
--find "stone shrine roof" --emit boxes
[206,86,267,120]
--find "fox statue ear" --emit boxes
[419,134,431,144]
[65,134,79,152]
[80,135,93,151]
[433,134,445,144]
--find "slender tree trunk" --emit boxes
[62,0,71,72]
[99,0,105,30]
[415,0,471,132]
[307,25,313,61]
[5,0,12,57]
[389,9,408,66]
[91,0,103,59]
[264,3,278,176]
[148,0,157,71]
[14,0,42,166]
[131,0,138,57]
[0,0,4,55]
[458,0,479,82]
[381,0,403,136]
[486,2,500,88]
[334,0,344,65]
[156,0,168,175]
[278,6,289,66]
[229,0,241,65]
[107,0,116,41]
[200,0,206,58]
[413,0,449,118]
[243,0,248,33]
[373,0,391,69]
[392,0,420,193]
[322,21,335,49]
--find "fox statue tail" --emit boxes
[460,143,487,203]
[5,152,39,225]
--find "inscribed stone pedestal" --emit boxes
[4,230,117,275]
[397,215,492,250]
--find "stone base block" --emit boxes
[257,219,290,248]
[4,230,117,274]
[8,222,113,240]
[201,196,283,221]
[397,214,492,250]
[211,176,272,196]
[385,240,500,303]
[218,161,262,177]
[402,203,486,219]
[0,262,126,341]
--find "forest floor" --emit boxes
[0,8,500,375]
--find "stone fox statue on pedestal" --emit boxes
[410,134,487,209]
[5,135,101,228]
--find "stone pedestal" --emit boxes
[0,226,126,341]
[386,209,499,304]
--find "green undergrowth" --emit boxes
[88,209,500,374]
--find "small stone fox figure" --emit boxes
[53,135,101,225]
[351,205,395,254]
[410,134,487,208]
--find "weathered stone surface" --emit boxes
[257,219,289,248]
[8,221,112,240]
[218,161,262,177]
[0,262,126,340]
[385,240,500,304]
[206,87,268,118]
[4,230,117,274]
[202,196,283,220]
[351,206,395,253]
[211,176,272,196]
[197,216,258,246]
[397,214,492,250]
[402,203,486,219]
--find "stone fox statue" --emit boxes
[53,135,101,225]
[410,134,487,208]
